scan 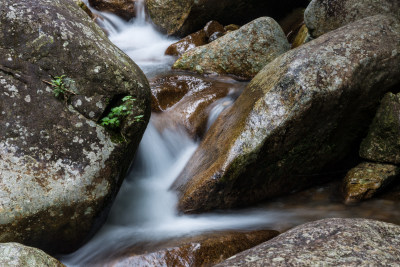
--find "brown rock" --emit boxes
[342,162,400,204]
[103,230,279,267]
[151,75,244,138]
[89,0,136,21]
[224,24,240,32]
[203,20,225,39]
[165,30,208,57]
[291,24,309,48]
[171,15,400,213]
[165,20,225,57]
[216,218,400,267]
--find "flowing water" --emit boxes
[62,2,400,265]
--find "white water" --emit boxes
[63,2,282,266]
[62,2,400,266]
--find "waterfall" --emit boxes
[61,1,400,266]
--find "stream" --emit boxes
[61,2,400,266]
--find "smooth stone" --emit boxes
[343,162,400,204]
[173,17,290,79]
[171,15,400,213]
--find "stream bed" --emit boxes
[61,2,400,266]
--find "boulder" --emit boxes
[0,243,65,267]
[305,0,400,38]
[171,15,400,213]
[342,162,400,204]
[165,20,226,57]
[88,0,136,20]
[102,230,279,267]
[151,74,244,138]
[360,93,400,164]
[173,17,290,79]
[291,24,309,48]
[216,218,400,266]
[0,0,150,253]
[165,30,208,57]
[146,0,310,36]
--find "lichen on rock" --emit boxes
[0,0,150,253]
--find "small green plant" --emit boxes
[51,75,66,98]
[43,75,76,101]
[101,96,143,129]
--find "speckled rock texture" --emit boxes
[102,230,279,267]
[0,243,65,267]
[305,0,400,38]
[342,162,400,204]
[216,218,400,267]
[146,0,310,36]
[88,0,136,20]
[171,15,400,213]
[173,17,290,79]
[72,0,94,19]
[360,93,400,164]
[0,0,150,253]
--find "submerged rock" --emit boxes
[103,230,279,267]
[216,218,400,266]
[171,15,400,213]
[305,0,400,38]
[0,0,150,253]
[0,243,65,267]
[360,93,400,164]
[88,0,136,20]
[173,17,290,79]
[146,0,310,36]
[342,162,400,204]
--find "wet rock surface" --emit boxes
[146,0,310,36]
[165,21,225,57]
[165,30,208,57]
[305,0,400,38]
[88,0,136,20]
[216,218,400,267]
[101,230,279,267]
[173,17,290,79]
[0,243,65,267]
[0,0,150,253]
[360,92,400,164]
[151,74,244,138]
[171,15,400,213]
[342,162,400,204]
